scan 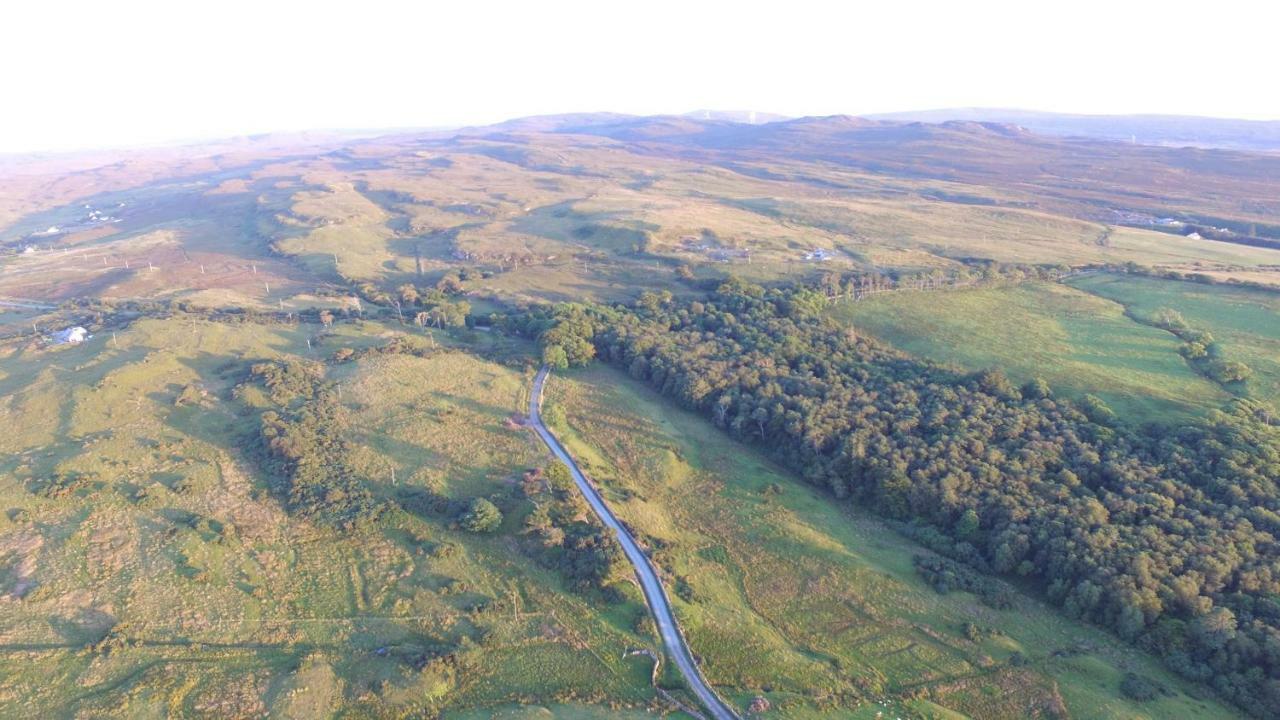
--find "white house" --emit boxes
[52,327,90,344]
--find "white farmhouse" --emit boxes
[52,327,90,344]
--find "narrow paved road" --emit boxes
[529,367,740,720]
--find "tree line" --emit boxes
[512,277,1280,715]
[1146,308,1253,385]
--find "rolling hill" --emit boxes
[868,108,1280,152]
[1,110,1279,718]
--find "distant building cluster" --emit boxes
[23,202,125,242]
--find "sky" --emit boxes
[3,0,1278,153]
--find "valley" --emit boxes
[1,111,1278,719]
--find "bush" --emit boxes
[913,554,1017,609]
[174,384,206,407]
[1210,360,1252,383]
[1120,672,1159,702]
[459,498,503,533]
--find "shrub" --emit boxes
[1120,672,1159,702]
[459,498,503,533]
[240,360,384,529]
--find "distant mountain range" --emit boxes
[450,111,1280,239]
[866,108,1280,152]
[460,108,1280,153]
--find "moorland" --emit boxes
[1,111,1279,719]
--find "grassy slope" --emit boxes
[0,318,663,717]
[544,365,1238,719]
[826,281,1230,423]
[1068,273,1280,411]
[446,704,671,719]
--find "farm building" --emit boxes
[52,327,90,344]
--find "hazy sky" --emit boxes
[4,0,1277,153]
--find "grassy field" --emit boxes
[0,316,675,718]
[826,281,1230,423]
[1068,273,1280,410]
[543,364,1240,719]
[2,309,1238,718]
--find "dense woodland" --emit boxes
[513,276,1280,716]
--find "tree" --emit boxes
[956,509,980,540]
[1023,377,1052,400]
[543,344,569,370]
[1191,607,1237,652]
[436,274,464,294]
[445,300,470,327]
[1080,394,1116,425]
[1213,361,1252,383]
[398,284,420,306]
[460,498,503,533]
[560,335,595,367]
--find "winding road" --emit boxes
[529,367,740,720]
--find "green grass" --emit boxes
[543,364,1240,719]
[446,703,685,719]
[826,280,1231,423]
[1069,273,1280,411]
[0,317,661,717]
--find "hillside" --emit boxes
[1,112,1278,718]
[4,113,1280,310]
[869,108,1280,152]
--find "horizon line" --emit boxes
[6,106,1280,159]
